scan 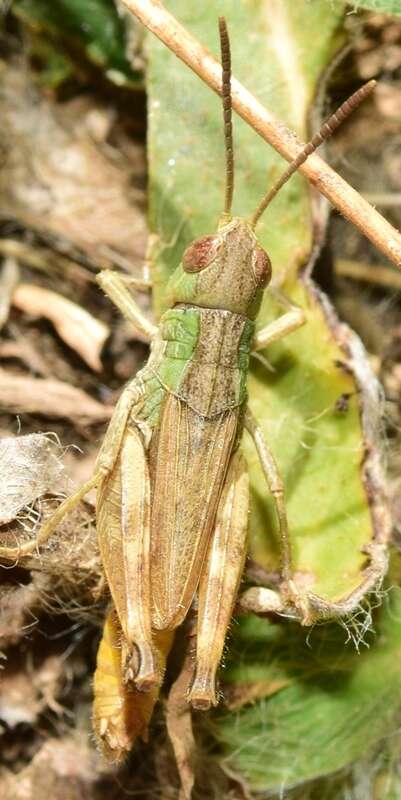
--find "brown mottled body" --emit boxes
[88,208,307,742]
[95,293,255,703]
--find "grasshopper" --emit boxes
[0,18,376,762]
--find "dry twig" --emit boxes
[336,258,401,291]
[121,0,401,268]
[12,284,110,372]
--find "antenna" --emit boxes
[219,17,234,218]
[250,80,376,229]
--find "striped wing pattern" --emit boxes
[149,393,239,629]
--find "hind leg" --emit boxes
[188,449,249,710]
[244,408,313,625]
[0,383,139,562]
[97,419,162,691]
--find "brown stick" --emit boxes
[121,0,401,269]
[336,258,401,291]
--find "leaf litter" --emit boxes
[0,25,149,796]
[12,284,110,372]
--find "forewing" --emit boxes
[149,393,239,629]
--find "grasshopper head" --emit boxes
[163,19,270,319]
[166,217,271,319]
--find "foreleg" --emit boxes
[97,270,157,340]
[253,287,306,352]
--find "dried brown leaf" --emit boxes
[1,738,109,800]
[0,62,147,268]
[0,655,64,728]
[0,258,19,330]
[0,370,113,423]
[0,239,94,285]
[0,434,63,524]
[0,575,50,646]
[375,82,401,120]
[0,337,51,377]
[12,284,109,372]
[1,503,103,619]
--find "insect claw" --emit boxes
[124,666,136,685]
[135,672,161,693]
[188,668,218,711]
[123,646,140,685]
[282,579,314,626]
[190,695,212,712]
[107,732,118,751]
[123,644,161,692]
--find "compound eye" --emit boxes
[252,247,272,288]
[182,235,221,273]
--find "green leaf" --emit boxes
[216,586,401,791]
[350,0,401,12]
[13,0,141,86]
